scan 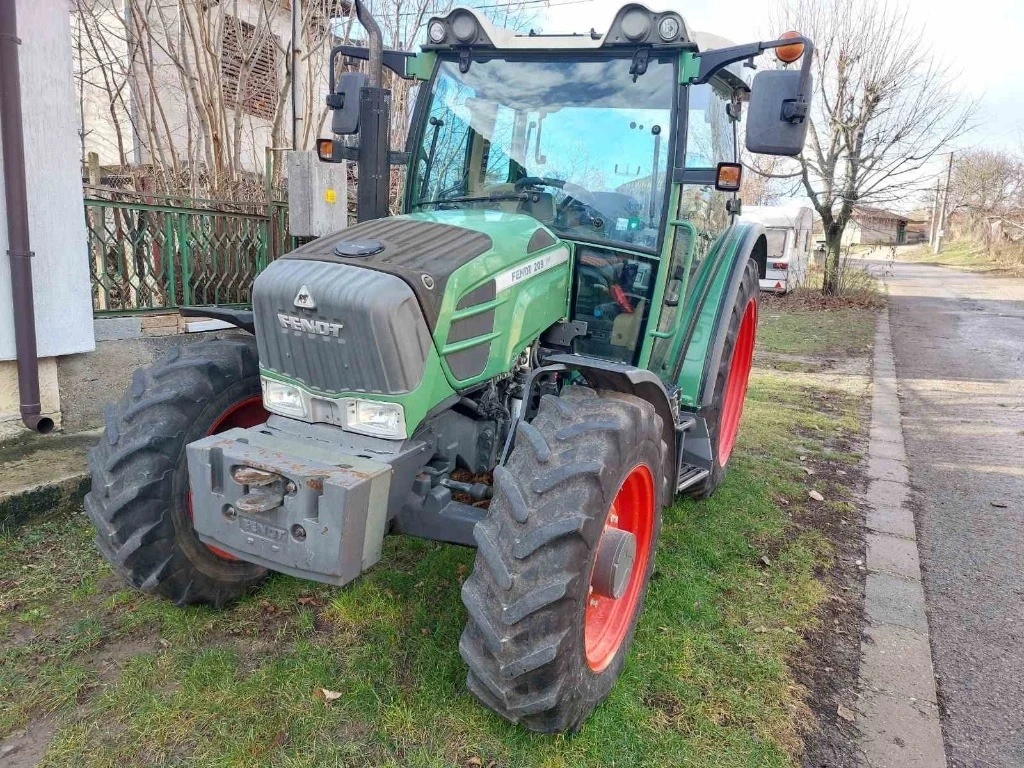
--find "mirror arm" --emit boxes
[695,37,815,123]
[328,45,416,95]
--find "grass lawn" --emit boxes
[0,301,877,768]
[897,240,1024,276]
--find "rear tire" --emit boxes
[688,258,759,499]
[85,338,269,607]
[459,387,667,733]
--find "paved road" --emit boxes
[863,256,1024,767]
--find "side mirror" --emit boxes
[328,71,368,135]
[745,69,813,157]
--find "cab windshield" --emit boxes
[409,54,676,252]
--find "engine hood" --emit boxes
[282,211,558,331]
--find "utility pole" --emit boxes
[928,179,940,248]
[933,152,954,255]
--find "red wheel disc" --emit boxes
[717,299,757,467]
[584,464,656,672]
[187,394,268,561]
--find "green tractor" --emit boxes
[85,2,812,733]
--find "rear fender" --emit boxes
[674,222,766,408]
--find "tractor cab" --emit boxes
[323,3,812,373]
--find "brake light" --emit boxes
[772,261,789,270]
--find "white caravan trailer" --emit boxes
[741,205,814,294]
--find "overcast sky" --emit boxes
[533,0,1022,199]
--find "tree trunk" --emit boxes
[822,221,844,296]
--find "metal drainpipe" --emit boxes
[0,1,53,433]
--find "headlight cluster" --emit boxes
[261,377,407,440]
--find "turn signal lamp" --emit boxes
[317,138,335,162]
[715,162,743,192]
[775,31,805,64]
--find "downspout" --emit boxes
[0,1,54,433]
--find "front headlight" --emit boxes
[345,399,406,439]
[261,378,307,418]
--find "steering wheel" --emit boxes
[513,176,567,191]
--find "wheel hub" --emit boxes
[591,527,636,599]
[584,463,655,672]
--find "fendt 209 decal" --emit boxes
[494,245,570,293]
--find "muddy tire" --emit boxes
[85,338,269,607]
[687,258,759,499]
[459,386,667,733]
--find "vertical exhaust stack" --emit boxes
[353,0,391,221]
[355,0,383,89]
[0,0,53,434]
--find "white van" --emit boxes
[740,205,814,294]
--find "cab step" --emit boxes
[676,465,710,492]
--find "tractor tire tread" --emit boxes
[84,337,267,607]
[459,386,666,733]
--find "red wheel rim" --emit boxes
[584,464,656,672]
[187,394,268,561]
[718,299,757,467]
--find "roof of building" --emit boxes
[851,205,917,223]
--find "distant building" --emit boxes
[842,205,919,246]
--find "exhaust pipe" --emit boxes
[354,0,383,88]
[0,1,53,434]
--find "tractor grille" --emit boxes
[253,259,432,395]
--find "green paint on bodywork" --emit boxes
[260,342,457,437]
[406,52,437,81]
[635,184,679,368]
[672,223,759,406]
[403,210,571,388]
[680,50,700,83]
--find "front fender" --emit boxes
[540,353,678,504]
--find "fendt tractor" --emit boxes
[85,2,813,732]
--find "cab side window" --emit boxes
[680,82,736,264]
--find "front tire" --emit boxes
[85,338,269,607]
[688,258,759,498]
[459,387,667,733]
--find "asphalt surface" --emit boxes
[863,255,1024,767]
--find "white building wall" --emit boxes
[0,0,95,361]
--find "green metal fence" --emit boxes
[85,194,292,314]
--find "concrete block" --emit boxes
[865,478,910,510]
[869,438,908,463]
[867,503,917,539]
[866,572,929,632]
[870,424,905,446]
[859,689,947,768]
[867,455,910,485]
[93,317,142,342]
[861,623,939,704]
[867,532,921,579]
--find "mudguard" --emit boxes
[672,222,767,408]
[542,353,678,498]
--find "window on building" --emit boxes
[221,17,279,121]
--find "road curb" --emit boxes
[857,308,947,768]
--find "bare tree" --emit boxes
[74,0,530,201]
[945,148,1024,251]
[73,0,346,199]
[772,0,975,294]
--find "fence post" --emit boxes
[86,153,108,311]
[178,212,192,307]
